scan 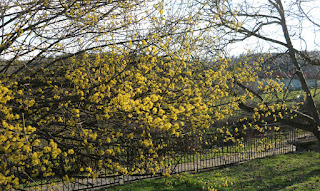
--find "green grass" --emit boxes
[104,152,320,191]
[263,87,320,105]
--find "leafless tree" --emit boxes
[199,0,320,140]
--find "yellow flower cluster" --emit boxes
[0,0,292,187]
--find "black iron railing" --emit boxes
[19,124,314,191]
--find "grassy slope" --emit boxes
[105,152,320,191]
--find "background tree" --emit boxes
[198,0,320,141]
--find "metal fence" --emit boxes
[20,124,314,191]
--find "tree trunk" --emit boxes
[274,0,320,141]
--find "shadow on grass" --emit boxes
[225,153,320,190]
[105,177,205,191]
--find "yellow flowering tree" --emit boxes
[0,0,266,189]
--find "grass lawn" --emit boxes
[104,151,320,191]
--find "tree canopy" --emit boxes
[1,0,319,190]
[0,0,261,189]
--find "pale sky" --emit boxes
[1,0,319,60]
[226,0,320,56]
